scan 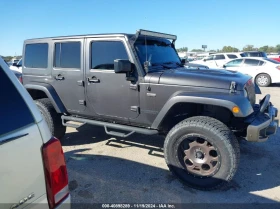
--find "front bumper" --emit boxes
[246,94,279,142]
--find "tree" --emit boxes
[221,46,239,52]
[259,45,269,52]
[177,47,188,52]
[243,45,255,51]
[191,49,204,52]
[276,44,280,53]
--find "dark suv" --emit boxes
[22,30,278,190]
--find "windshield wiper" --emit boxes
[151,63,171,69]
[163,61,184,68]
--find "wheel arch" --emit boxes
[24,83,67,113]
[151,93,253,131]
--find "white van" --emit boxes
[191,53,241,68]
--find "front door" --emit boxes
[51,39,85,114]
[85,38,139,121]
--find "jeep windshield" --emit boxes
[134,38,181,71]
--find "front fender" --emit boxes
[151,92,253,129]
[24,83,67,113]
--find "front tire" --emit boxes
[256,73,271,87]
[164,116,240,190]
[35,98,66,139]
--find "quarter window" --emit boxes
[54,42,81,69]
[24,43,48,68]
[91,41,129,70]
[0,66,34,136]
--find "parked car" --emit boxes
[191,53,241,68]
[271,57,280,62]
[224,57,280,86]
[240,51,267,58]
[10,58,22,73]
[22,29,278,190]
[0,57,70,208]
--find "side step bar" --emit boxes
[61,115,158,138]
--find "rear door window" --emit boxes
[0,66,34,136]
[54,42,81,69]
[214,55,226,60]
[244,59,260,66]
[227,54,238,59]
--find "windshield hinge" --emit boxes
[230,81,237,93]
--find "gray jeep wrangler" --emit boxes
[22,30,278,190]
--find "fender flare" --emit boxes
[24,83,67,113]
[151,92,253,129]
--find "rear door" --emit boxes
[239,58,263,77]
[213,54,227,68]
[0,66,47,207]
[51,39,86,114]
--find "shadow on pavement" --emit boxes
[62,124,280,206]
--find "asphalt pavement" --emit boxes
[62,84,280,207]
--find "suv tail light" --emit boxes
[42,137,69,209]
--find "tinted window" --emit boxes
[205,55,214,61]
[17,59,22,66]
[225,59,243,67]
[244,59,260,66]
[259,61,265,66]
[91,41,128,70]
[227,54,238,59]
[54,42,81,68]
[0,66,34,136]
[214,55,225,60]
[25,43,48,68]
[134,38,180,67]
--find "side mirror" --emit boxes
[114,59,132,73]
[223,64,226,68]
[203,59,206,62]
[181,59,186,64]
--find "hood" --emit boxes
[145,68,251,90]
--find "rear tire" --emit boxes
[256,73,271,87]
[164,116,240,190]
[35,98,66,139]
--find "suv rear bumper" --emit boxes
[246,94,278,142]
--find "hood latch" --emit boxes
[230,81,237,93]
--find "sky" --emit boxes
[1,0,279,55]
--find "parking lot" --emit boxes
[62,84,280,205]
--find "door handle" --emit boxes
[88,76,99,83]
[55,74,64,80]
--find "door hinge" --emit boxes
[79,100,86,105]
[130,83,139,91]
[131,106,140,113]
[77,80,84,86]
